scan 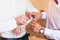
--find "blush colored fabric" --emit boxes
[47,0,60,30]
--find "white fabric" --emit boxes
[41,0,60,40]
[41,12,47,19]
[0,0,38,38]
[0,18,17,32]
[44,28,60,40]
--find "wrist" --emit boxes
[15,17,22,25]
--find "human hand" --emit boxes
[15,15,29,25]
[13,16,29,36]
[12,25,22,36]
[27,12,42,21]
[30,21,45,33]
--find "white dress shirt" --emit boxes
[42,0,60,40]
[0,0,38,38]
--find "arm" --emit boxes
[12,16,29,36]
[30,21,60,39]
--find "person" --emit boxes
[0,0,39,40]
[29,0,60,40]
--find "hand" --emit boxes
[14,16,29,36]
[30,21,45,33]
[27,12,42,21]
[15,16,29,25]
[12,25,22,36]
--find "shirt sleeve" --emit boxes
[44,28,60,39]
[26,0,39,12]
[0,18,17,32]
[41,12,47,19]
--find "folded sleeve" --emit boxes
[44,28,60,39]
[41,12,47,19]
[0,18,17,32]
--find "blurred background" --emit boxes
[26,0,49,40]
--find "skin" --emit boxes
[30,21,45,33]
[13,0,60,36]
[27,12,42,21]
[12,16,29,36]
[13,12,43,36]
[12,25,22,36]
[29,0,59,33]
[28,12,45,33]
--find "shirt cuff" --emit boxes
[44,28,53,38]
[41,12,47,19]
[44,28,52,35]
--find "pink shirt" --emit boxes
[42,0,60,39]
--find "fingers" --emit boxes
[13,29,20,36]
[31,24,38,33]
[30,23,36,27]
[29,12,41,21]
[26,12,32,18]
[30,21,37,26]
[12,29,18,36]
[27,12,35,19]
[12,25,22,36]
[30,22,37,31]
[22,16,29,23]
[25,16,29,21]
[17,16,29,25]
[21,16,29,20]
